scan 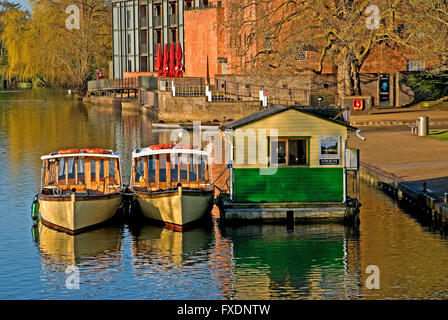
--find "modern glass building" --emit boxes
[111,0,188,79]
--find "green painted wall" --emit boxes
[233,167,344,202]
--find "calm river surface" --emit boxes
[1,89,448,300]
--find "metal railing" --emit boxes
[88,77,139,91]
[173,84,206,97]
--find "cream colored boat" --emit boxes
[38,148,124,234]
[130,145,215,231]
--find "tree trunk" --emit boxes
[337,50,362,105]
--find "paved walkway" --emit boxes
[348,125,448,201]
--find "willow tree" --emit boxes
[226,0,424,101]
[1,0,111,94]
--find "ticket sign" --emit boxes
[319,136,341,166]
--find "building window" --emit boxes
[169,2,177,15]
[154,4,161,16]
[126,8,132,28]
[185,0,193,9]
[155,29,162,45]
[169,28,177,43]
[270,138,308,166]
[140,56,148,72]
[127,36,132,54]
[407,60,425,71]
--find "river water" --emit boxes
[1,89,448,300]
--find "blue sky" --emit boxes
[15,0,30,10]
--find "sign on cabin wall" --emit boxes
[319,135,341,166]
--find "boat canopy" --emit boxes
[132,146,212,191]
[41,150,122,194]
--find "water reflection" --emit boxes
[131,223,213,271]
[38,224,123,268]
[222,224,362,299]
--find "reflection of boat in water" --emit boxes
[130,145,215,231]
[37,224,123,267]
[36,148,124,234]
[131,223,212,267]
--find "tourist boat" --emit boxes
[35,148,124,234]
[130,144,215,231]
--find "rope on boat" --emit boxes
[211,167,230,193]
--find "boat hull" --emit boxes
[135,187,214,230]
[38,193,122,234]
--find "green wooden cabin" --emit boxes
[220,106,358,207]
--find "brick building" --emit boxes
[111,0,428,107]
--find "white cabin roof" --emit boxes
[41,152,120,160]
[132,147,210,159]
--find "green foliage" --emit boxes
[0,0,111,94]
[406,73,448,100]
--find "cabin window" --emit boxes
[90,160,96,181]
[171,160,178,182]
[159,155,167,182]
[270,138,308,166]
[190,154,199,181]
[46,160,58,185]
[134,158,145,183]
[148,156,155,182]
[67,157,76,180]
[77,158,85,184]
[58,158,66,180]
[109,159,116,179]
[99,159,105,180]
[180,154,191,181]
[288,140,307,165]
[198,156,207,180]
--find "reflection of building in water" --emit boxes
[38,224,123,270]
[223,224,362,299]
[131,223,213,274]
[208,222,236,299]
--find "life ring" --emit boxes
[149,145,162,150]
[81,148,111,154]
[150,144,172,150]
[58,148,81,154]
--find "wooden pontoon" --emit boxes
[130,144,215,231]
[38,148,124,234]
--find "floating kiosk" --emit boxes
[218,106,361,224]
